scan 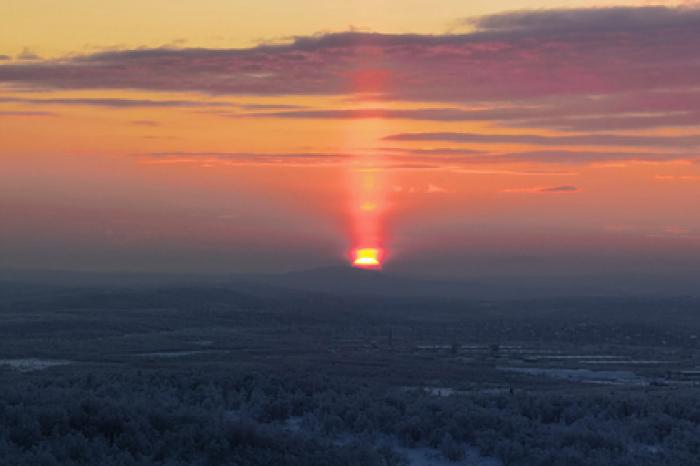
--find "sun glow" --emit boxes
[352,248,382,269]
[342,45,394,270]
[360,201,377,211]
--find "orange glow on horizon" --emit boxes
[352,247,382,269]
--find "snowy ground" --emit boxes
[500,367,646,385]
[0,358,72,372]
[283,417,501,466]
[395,445,501,466]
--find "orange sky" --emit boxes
[2,2,700,276]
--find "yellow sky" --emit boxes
[2,0,684,58]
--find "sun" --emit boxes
[352,248,382,269]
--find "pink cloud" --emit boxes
[501,185,579,194]
[2,6,700,137]
[1,6,699,106]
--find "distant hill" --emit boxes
[2,266,699,300]
[247,266,700,299]
[251,266,483,298]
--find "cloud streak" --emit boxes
[0,96,232,108]
[384,132,700,148]
[142,147,699,169]
[1,6,699,139]
[142,151,354,166]
[238,92,700,131]
[241,108,503,121]
[0,110,56,117]
[461,150,697,165]
[502,185,579,194]
[0,6,698,107]
[386,149,698,166]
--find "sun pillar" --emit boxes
[341,46,391,270]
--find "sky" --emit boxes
[2,1,700,279]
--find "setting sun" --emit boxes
[352,248,382,269]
